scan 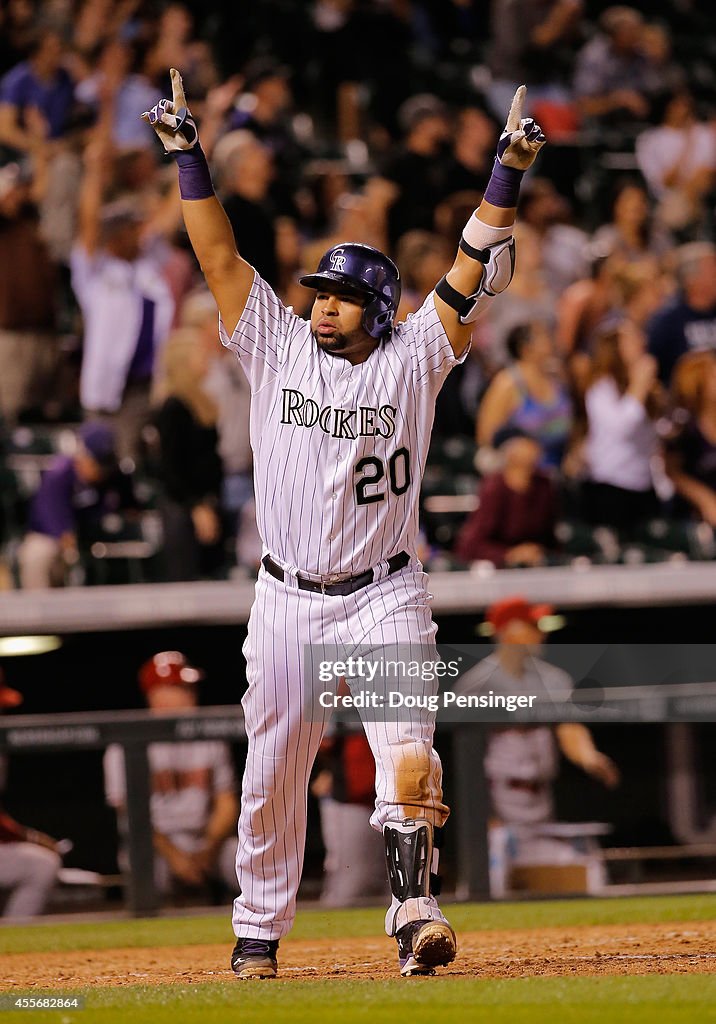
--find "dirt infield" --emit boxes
[3,919,716,988]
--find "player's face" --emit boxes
[74,451,107,484]
[499,619,544,650]
[146,684,197,712]
[504,436,542,473]
[311,288,373,361]
[523,323,553,364]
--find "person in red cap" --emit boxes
[103,652,239,900]
[452,596,619,894]
[0,674,63,918]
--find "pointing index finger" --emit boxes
[506,85,526,132]
[170,67,187,110]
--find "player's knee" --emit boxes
[18,844,61,886]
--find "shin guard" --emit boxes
[383,818,447,936]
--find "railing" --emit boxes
[0,707,247,916]
[2,688,715,915]
[1,562,716,635]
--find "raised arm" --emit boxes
[77,108,114,256]
[142,69,254,334]
[434,87,546,357]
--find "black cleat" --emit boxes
[397,920,457,977]
[231,937,279,979]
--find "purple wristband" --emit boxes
[174,144,214,201]
[483,158,524,209]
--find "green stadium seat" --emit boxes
[427,435,477,475]
[80,512,163,585]
[633,519,716,561]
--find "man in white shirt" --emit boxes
[104,652,239,897]
[71,174,174,462]
[455,596,619,824]
[453,596,620,895]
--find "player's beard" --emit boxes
[313,327,356,355]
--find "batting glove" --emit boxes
[142,68,198,153]
[496,85,546,171]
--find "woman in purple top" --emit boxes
[477,321,573,469]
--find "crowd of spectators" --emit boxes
[1,0,716,587]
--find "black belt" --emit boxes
[262,551,409,596]
[506,779,547,795]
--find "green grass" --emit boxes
[1,893,716,955]
[2,977,716,1024]
[2,895,716,1023]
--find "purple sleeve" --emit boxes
[28,458,76,538]
[0,67,23,105]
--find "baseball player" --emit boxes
[0,676,62,918]
[457,597,620,824]
[143,70,545,979]
[104,652,240,897]
[453,596,620,895]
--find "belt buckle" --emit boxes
[322,573,342,594]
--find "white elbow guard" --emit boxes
[435,236,516,324]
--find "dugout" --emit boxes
[0,564,715,914]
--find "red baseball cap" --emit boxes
[0,670,22,708]
[485,596,553,634]
[138,652,203,694]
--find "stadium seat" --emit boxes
[421,464,478,551]
[426,435,477,475]
[80,512,163,585]
[633,519,716,561]
[555,521,621,563]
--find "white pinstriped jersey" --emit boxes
[219,272,466,578]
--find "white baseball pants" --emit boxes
[232,562,449,940]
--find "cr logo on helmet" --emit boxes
[329,249,347,272]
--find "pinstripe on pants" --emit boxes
[232,562,449,940]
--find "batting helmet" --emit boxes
[299,242,401,339]
[138,651,203,694]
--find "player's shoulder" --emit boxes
[176,738,227,759]
[393,291,447,354]
[531,657,573,699]
[221,270,309,356]
[246,271,309,331]
[395,290,438,332]
[452,654,500,695]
